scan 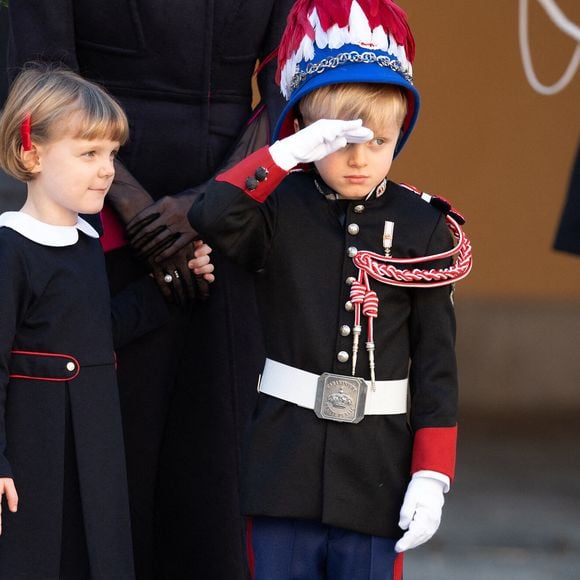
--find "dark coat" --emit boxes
[189,161,459,539]
[7,0,289,198]
[554,144,580,255]
[0,222,168,579]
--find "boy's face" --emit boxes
[313,116,400,199]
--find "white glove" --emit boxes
[269,118,373,171]
[394,473,447,553]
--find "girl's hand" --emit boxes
[0,478,18,535]
[188,240,215,284]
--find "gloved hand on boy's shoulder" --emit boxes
[269,118,373,171]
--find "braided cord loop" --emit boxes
[346,190,472,385]
[353,215,472,288]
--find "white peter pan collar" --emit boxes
[0,211,99,247]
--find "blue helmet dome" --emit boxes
[273,0,420,158]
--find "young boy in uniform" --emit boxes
[188,1,472,578]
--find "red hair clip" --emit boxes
[21,113,32,151]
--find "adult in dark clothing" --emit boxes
[7,2,294,577]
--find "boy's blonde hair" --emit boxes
[0,63,129,182]
[299,83,407,133]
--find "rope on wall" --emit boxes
[519,0,580,95]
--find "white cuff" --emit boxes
[268,140,297,172]
[413,470,451,493]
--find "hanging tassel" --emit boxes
[349,278,366,376]
[362,288,378,390]
[366,341,376,390]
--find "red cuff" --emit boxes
[216,146,288,203]
[411,425,457,480]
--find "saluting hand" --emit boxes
[269,118,374,171]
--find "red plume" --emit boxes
[276,0,415,85]
[276,0,316,85]
[361,0,415,62]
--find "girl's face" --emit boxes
[25,129,119,226]
[313,116,400,199]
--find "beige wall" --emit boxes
[391,0,580,299]
[386,2,580,413]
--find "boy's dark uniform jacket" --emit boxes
[8,1,294,575]
[0,225,168,578]
[189,148,458,539]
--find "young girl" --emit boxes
[0,65,213,578]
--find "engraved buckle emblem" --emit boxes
[314,373,367,423]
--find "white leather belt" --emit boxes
[258,358,408,417]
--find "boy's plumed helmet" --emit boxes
[273,0,420,157]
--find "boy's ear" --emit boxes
[20,145,41,174]
[293,108,306,133]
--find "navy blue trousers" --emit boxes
[248,517,404,580]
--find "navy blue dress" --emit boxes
[0,213,167,579]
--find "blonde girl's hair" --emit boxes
[0,63,129,182]
[298,83,408,133]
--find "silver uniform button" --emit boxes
[345,300,354,311]
[340,325,351,337]
[354,204,365,213]
[337,351,350,363]
[347,223,360,235]
[66,361,76,372]
[347,246,358,258]
[345,276,356,285]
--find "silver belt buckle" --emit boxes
[314,373,367,424]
